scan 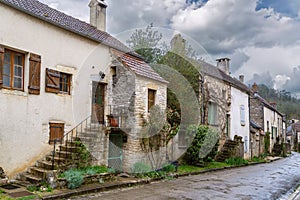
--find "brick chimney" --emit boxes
[89,0,107,32]
[239,75,244,83]
[216,58,230,75]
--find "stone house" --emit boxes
[0,0,167,179]
[249,84,284,153]
[286,122,300,151]
[200,58,251,159]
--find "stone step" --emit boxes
[23,173,43,183]
[59,145,81,153]
[36,160,57,170]
[28,167,52,179]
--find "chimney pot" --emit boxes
[239,75,244,83]
[216,58,230,75]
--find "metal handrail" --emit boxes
[51,115,102,170]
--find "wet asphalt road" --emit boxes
[71,152,300,200]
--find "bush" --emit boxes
[184,125,219,165]
[84,165,107,175]
[64,169,84,189]
[161,164,176,173]
[225,157,248,166]
[131,162,152,174]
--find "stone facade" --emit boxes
[203,75,231,149]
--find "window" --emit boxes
[2,49,24,90]
[178,129,187,147]
[267,121,270,132]
[208,102,218,126]
[148,89,156,112]
[59,72,71,93]
[271,126,277,139]
[240,105,245,126]
[225,114,231,136]
[49,122,64,144]
[45,68,72,94]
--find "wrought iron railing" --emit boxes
[51,115,102,170]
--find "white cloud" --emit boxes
[36,0,300,94]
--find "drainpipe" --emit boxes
[199,73,205,124]
[248,94,252,159]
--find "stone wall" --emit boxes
[250,98,264,129]
[203,75,231,150]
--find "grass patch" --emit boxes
[59,165,108,178]
[16,195,36,200]
[178,162,231,174]
[178,165,204,173]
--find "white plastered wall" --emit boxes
[0,4,111,177]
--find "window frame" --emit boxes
[208,102,218,126]
[148,89,156,112]
[3,49,25,91]
[240,105,246,126]
[59,72,72,94]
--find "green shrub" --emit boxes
[131,162,152,174]
[184,125,219,165]
[84,165,107,175]
[161,164,176,173]
[225,157,248,166]
[264,132,271,154]
[64,169,84,189]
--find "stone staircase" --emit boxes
[18,122,106,184]
[215,139,239,162]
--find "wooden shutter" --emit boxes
[49,123,64,144]
[28,53,41,95]
[0,45,4,89]
[45,68,60,93]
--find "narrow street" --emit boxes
[71,152,300,200]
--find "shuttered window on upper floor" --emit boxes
[45,68,72,94]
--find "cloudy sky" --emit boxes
[38,0,300,97]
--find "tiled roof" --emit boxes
[198,60,251,93]
[112,50,168,84]
[293,122,300,132]
[254,94,284,116]
[250,120,262,130]
[0,0,131,53]
[0,0,168,82]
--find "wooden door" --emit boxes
[49,123,64,144]
[92,82,105,124]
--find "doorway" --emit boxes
[92,82,105,124]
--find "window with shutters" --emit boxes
[1,49,25,90]
[45,68,72,94]
[148,89,156,112]
[49,122,64,144]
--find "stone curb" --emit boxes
[41,158,283,200]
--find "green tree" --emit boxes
[126,23,167,63]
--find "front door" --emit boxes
[108,133,123,172]
[92,82,105,124]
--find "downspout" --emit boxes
[199,73,205,124]
[248,94,252,159]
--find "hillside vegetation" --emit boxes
[256,84,300,119]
